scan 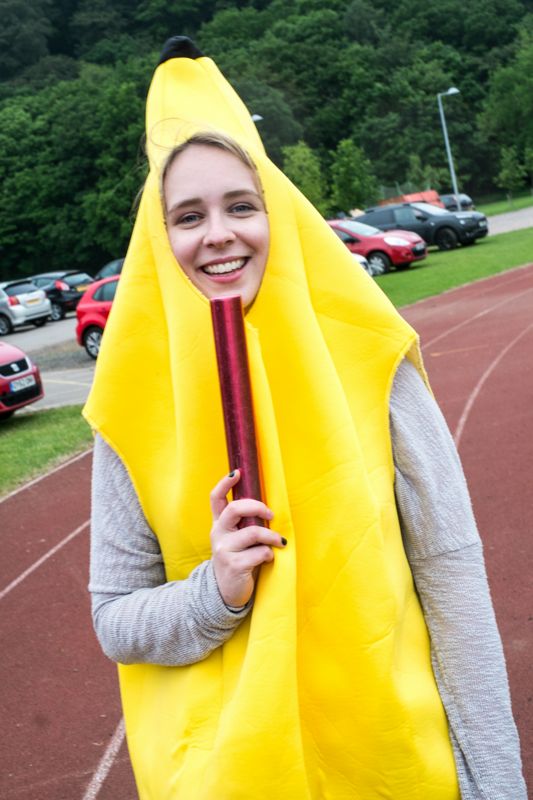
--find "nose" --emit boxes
[203,213,236,248]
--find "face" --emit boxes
[163,144,270,307]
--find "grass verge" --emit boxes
[0,404,92,497]
[375,227,533,308]
[478,195,533,217]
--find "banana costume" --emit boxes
[84,39,459,799]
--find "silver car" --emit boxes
[0,280,51,335]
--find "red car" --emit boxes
[0,342,44,419]
[327,218,427,273]
[76,276,119,359]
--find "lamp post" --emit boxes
[437,87,460,209]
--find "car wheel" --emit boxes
[367,252,391,275]
[83,326,103,359]
[0,314,12,335]
[32,317,47,327]
[435,227,458,250]
[50,302,65,321]
[0,410,15,420]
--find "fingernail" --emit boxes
[228,470,236,478]
[281,537,288,546]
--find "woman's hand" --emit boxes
[210,470,286,608]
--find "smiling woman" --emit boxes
[82,37,526,800]
[162,133,270,308]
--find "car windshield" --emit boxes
[412,202,450,216]
[4,282,39,296]
[335,220,381,237]
[64,272,92,287]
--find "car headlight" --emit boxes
[383,236,409,246]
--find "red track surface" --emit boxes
[1,263,531,799]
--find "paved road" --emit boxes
[8,315,78,353]
[25,366,96,411]
[487,205,533,235]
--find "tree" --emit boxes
[405,154,448,192]
[282,141,329,214]
[235,80,302,166]
[0,59,149,279]
[479,21,533,159]
[330,139,378,213]
[524,145,533,194]
[495,145,526,201]
[0,0,52,80]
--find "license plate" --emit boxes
[10,375,36,392]
[76,285,88,292]
[27,297,40,304]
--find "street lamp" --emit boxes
[437,87,460,208]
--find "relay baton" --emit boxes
[210,295,265,529]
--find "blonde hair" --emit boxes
[160,131,265,213]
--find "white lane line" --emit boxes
[0,448,93,504]
[454,321,533,449]
[0,520,89,601]
[82,718,126,800]
[422,286,533,351]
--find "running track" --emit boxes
[1,263,532,799]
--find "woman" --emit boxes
[86,39,526,799]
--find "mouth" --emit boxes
[201,258,247,276]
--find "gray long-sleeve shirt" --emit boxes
[89,359,526,799]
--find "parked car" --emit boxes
[355,202,488,250]
[94,258,124,281]
[0,280,51,335]
[352,252,376,275]
[0,341,44,419]
[32,271,94,321]
[76,275,119,359]
[439,193,474,212]
[328,219,427,273]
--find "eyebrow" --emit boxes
[166,189,262,215]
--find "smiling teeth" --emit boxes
[203,259,245,275]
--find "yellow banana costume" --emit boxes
[84,40,459,799]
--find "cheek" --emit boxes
[168,231,194,270]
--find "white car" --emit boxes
[352,252,384,277]
[0,280,51,334]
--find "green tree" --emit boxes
[405,154,448,192]
[0,58,149,279]
[235,80,302,165]
[495,145,526,201]
[479,21,533,158]
[0,0,52,80]
[524,145,533,194]
[282,141,329,214]
[330,139,378,213]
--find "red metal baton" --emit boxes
[210,295,265,528]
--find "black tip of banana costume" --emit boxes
[158,36,203,65]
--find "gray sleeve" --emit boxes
[391,359,526,800]
[89,434,251,667]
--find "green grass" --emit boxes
[0,404,92,496]
[477,194,533,218]
[375,227,533,308]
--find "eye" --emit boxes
[230,201,257,214]
[175,211,203,226]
